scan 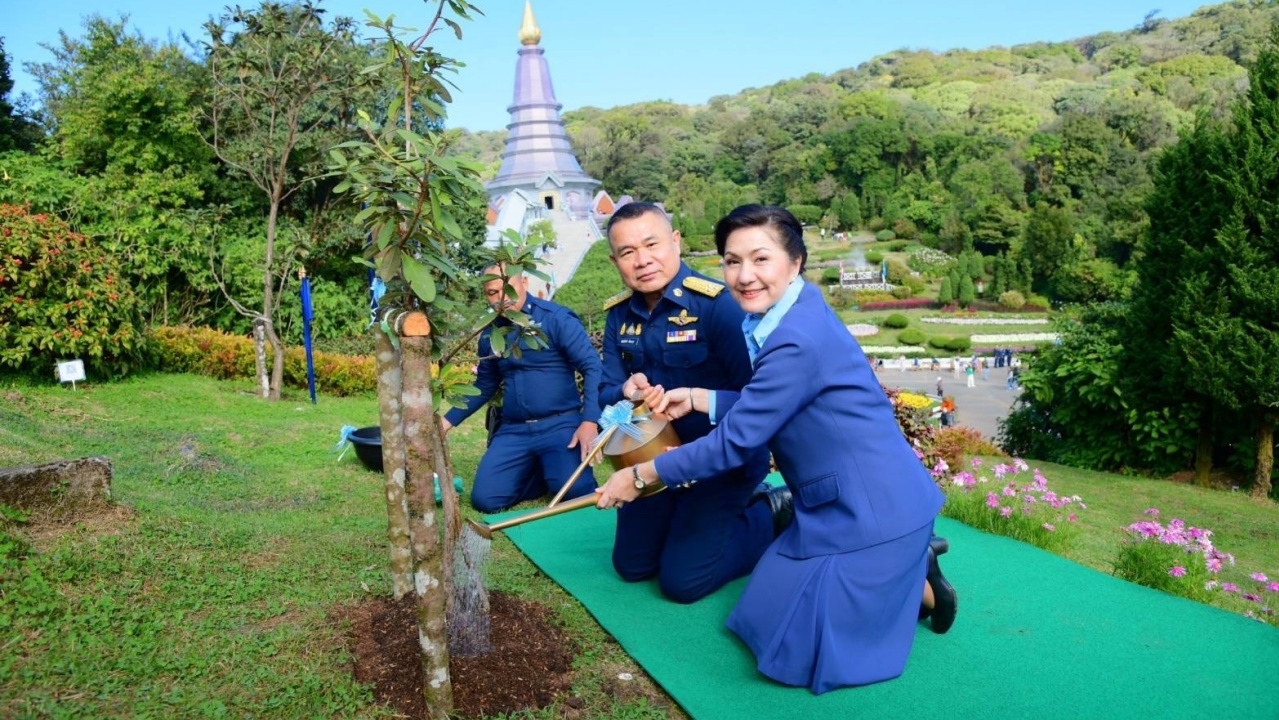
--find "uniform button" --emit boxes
[673,288,684,297]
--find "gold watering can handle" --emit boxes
[466,481,667,539]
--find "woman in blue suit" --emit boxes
[596,204,958,694]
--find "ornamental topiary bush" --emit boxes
[883,313,910,329]
[999,290,1027,309]
[898,328,927,345]
[865,250,884,264]
[0,204,145,378]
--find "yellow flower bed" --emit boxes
[897,392,934,410]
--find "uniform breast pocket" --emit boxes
[662,343,708,369]
[621,346,644,374]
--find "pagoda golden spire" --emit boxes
[519,1,542,46]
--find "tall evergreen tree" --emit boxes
[0,38,40,151]
[1173,26,1279,498]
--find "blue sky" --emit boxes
[7,0,1212,132]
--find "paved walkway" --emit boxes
[879,367,1022,442]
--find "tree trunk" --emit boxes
[264,318,285,401]
[401,330,452,714]
[376,324,412,600]
[253,319,270,399]
[263,194,281,400]
[1194,402,1213,487]
[1252,410,1274,500]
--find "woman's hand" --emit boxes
[644,386,698,421]
[595,463,648,509]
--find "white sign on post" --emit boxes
[57,359,86,389]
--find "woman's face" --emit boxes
[722,225,802,315]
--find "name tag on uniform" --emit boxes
[666,329,697,343]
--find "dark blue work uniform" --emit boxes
[599,263,774,603]
[445,296,602,513]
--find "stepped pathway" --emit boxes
[525,209,601,300]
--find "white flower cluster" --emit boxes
[845,323,881,337]
[969,333,1059,344]
[920,317,1049,325]
[859,345,928,355]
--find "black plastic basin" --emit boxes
[349,426,383,473]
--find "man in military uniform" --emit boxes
[442,265,602,513]
[599,202,792,604]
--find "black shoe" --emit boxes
[930,535,950,557]
[750,483,794,537]
[925,547,957,634]
[918,538,948,620]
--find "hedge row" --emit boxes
[150,326,377,396]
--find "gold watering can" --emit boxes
[466,402,680,539]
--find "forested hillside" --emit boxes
[455,0,1279,303]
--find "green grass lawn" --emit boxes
[1,373,1274,717]
[0,373,672,719]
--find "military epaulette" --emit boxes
[603,289,632,311]
[682,276,725,298]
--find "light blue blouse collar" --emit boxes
[742,277,805,365]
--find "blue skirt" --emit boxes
[726,521,933,694]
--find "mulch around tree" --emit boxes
[345,591,576,719]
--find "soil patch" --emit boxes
[345,591,575,719]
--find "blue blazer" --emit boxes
[654,282,944,558]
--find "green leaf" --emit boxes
[402,255,436,303]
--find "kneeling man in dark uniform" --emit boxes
[442,265,603,513]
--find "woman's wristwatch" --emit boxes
[632,465,647,491]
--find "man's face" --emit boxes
[483,271,528,312]
[608,211,683,300]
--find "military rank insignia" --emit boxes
[621,323,644,336]
[682,276,725,297]
[666,329,698,343]
[668,309,698,326]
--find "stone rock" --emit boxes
[0,456,113,519]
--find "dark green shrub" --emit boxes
[0,204,145,378]
[938,277,953,305]
[822,267,841,283]
[947,336,972,351]
[865,250,884,264]
[790,204,823,225]
[898,328,927,345]
[875,229,896,242]
[889,241,908,251]
[883,313,910,329]
[929,336,952,349]
[892,285,913,299]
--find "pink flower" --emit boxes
[970,458,983,468]
[1205,580,1220,591]
[1251,572,1269,583]
[993,464,1009,478]
[1222,583,1240,593]
[1243,593,1263,603]
[985,493,1000,508]
[1067,513,1077,522]
[1042,523,1056,532]
[1013,458,1028,472]
[1144,508,1160,516]
[1267,582,1279,593]
[1207,557,1224,573]
[1168,566,1186,578]
[1002,486,1017,497]
[999,507,1013,518]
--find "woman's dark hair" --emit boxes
[713,204,807,272]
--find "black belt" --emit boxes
[514,409,578,424]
